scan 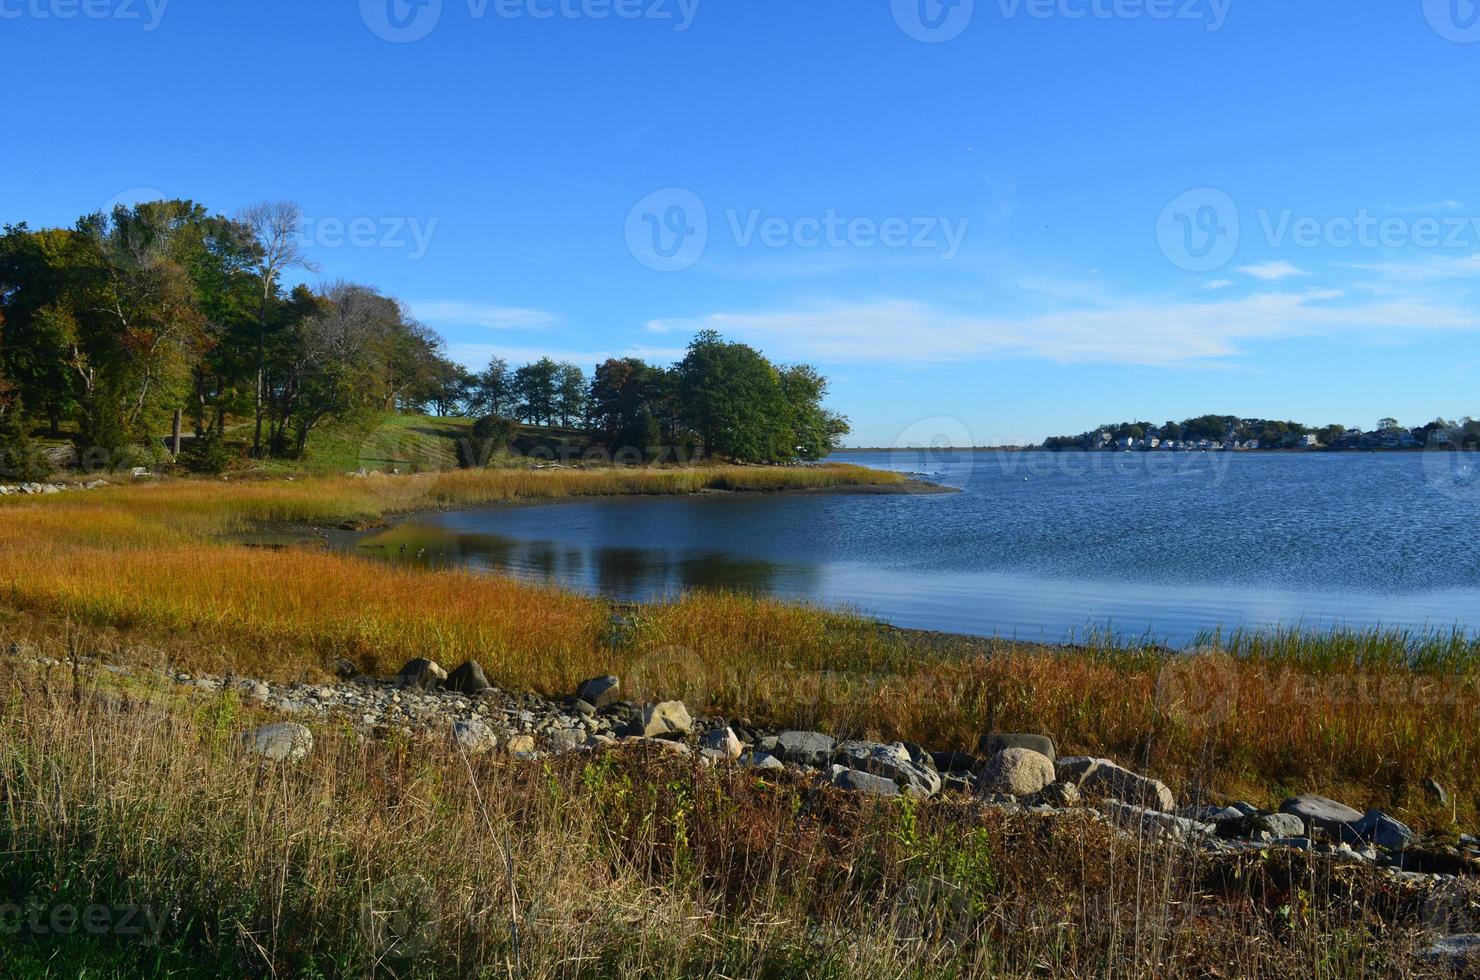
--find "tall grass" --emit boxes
[0,667,1434,977]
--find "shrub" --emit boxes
[0,399,52,482]
[177,434,236,474]
[463,414,517,468]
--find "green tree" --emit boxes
[676,330,790,462]
[779,363,849,460]
[0,390,51,482]
[554,361,588,428]
[469,356,515,417]
[513,357,560,426]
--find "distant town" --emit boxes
[1042,414,1480,452]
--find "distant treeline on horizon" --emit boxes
[1042,414,1480,452]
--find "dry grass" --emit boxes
[0,665,1450,977]
[0,467,1477,834]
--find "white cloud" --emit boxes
[411,300,558,330]
[1236,261,1308,281]
[1347,253,1480,283]
[1203,279,1235,290]
[1386,200,1465,214]
[645,290,1480,367]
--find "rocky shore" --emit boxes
[12,649,1480,967]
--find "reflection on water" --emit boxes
[347,451,1480,647]
[356,521,816,600]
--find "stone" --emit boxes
[445,660,492,696]
[451,718,498,754]
[977,748,1056,797]
[1424,778,1449,805]
[575,675,620,709]
[740,750,784,770]
[978,732,1056,763]
[505,734,537,756]
[828,764,899,796]
[331,658,359,680]
[833,740,941,796]
[1344,809,1416,851]
[623,736,691,756]
[1422,935,1480,967]
[241,723,313,762]
[396,658,447,690]
[775,730,835,768]
[637,701,692,739]
[1062,758,1175,811]
[1032,781,1081,808]
[699,726,743,760]
[1272,837,1313,851]
[1279,794,1364,838]
[1101,801,1211,839]
[544,728,585,753]
[1216,811,1306,841]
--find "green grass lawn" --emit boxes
[258,413,477,474]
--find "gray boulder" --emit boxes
[1279,794,1364,838]
[775,730,835,768]
[1032,781,1082,808]
[451,718,497,754]
[575,675,620,709]
[1061,757,1175,811]
[241,723,313,762]
[396,658,447,690]
[977,748,1056,797]
[978,732,1056,763]
[638,701,693,739]
[445,660,492,695]
[699,726,743,760]
[1101,801,1211,839]
[740,749,784,770]
[1344,809,1415,851]
[1423,934,1480,968]
[833,740,941,796]
[828,764,900,796]
[1216,811,1306,841]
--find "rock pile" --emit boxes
[11,650,1479,903]
[0,479,109,496]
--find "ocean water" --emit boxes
[351,449,1480,647]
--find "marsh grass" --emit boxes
[0,665,1444,978]
[1,467,1478,828]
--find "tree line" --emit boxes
[0,198,848,476]
[1043,413,1476,450]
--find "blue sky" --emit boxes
[5,0,1480,445]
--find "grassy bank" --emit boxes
[0,466,1477,833]
[0,668,1443,978]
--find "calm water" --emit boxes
[352,450,1480,647]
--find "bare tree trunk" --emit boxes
[171,410,182,456]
